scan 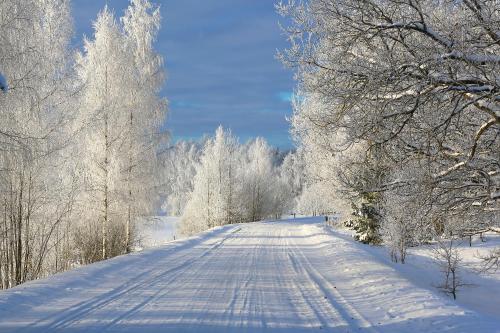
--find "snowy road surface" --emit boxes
[0,217,498,332]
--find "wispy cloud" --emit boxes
[277,91,293,103]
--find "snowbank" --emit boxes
[328,224,500,318]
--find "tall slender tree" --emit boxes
[242,138,275,222]
[121,0,167,252]
[76,7,135,260]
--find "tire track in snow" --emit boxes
[219,230,259,328]
[21,226,242,333]
[102,226,244,331]
[287,225,381,333]
[276,227,319,329]
[279,227,345,330]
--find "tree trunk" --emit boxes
[103,112,109,260]
[14,172,24,286]
[126,110,133,253]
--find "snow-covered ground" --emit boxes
[332,225,500,318]
[0,217,498,332]
[135,216,183,249]
[402,233,500,318]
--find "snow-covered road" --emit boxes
[0,217,497,332]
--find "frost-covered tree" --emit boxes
[278,150,305,209]
[0,0,167,288]
[181,127,242,235]
[75,1,167,261]
[160,141,201,216]
[280,0,499,252]
[0,0,75,288]
[290,92,384,241]
[76,7,133,261]
[180,128,292,235]
[381,189,428,263]
[271,151,305,217]
[295,183,332,216]
[121,0,167,252]
[241,138,276,221]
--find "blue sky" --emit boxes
[72,1,295,149]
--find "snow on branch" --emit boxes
[433,161,466,179]
[376,22,453,48]
[469,118,498,160]
[440,51,500,64]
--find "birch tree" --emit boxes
[76,7,136,261]
[75,1,167,260]
[121,0,167,252]
[160,141,201,216]
[242,138,275,221]
[181,127,242,235]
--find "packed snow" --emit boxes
[0,217,498,332]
